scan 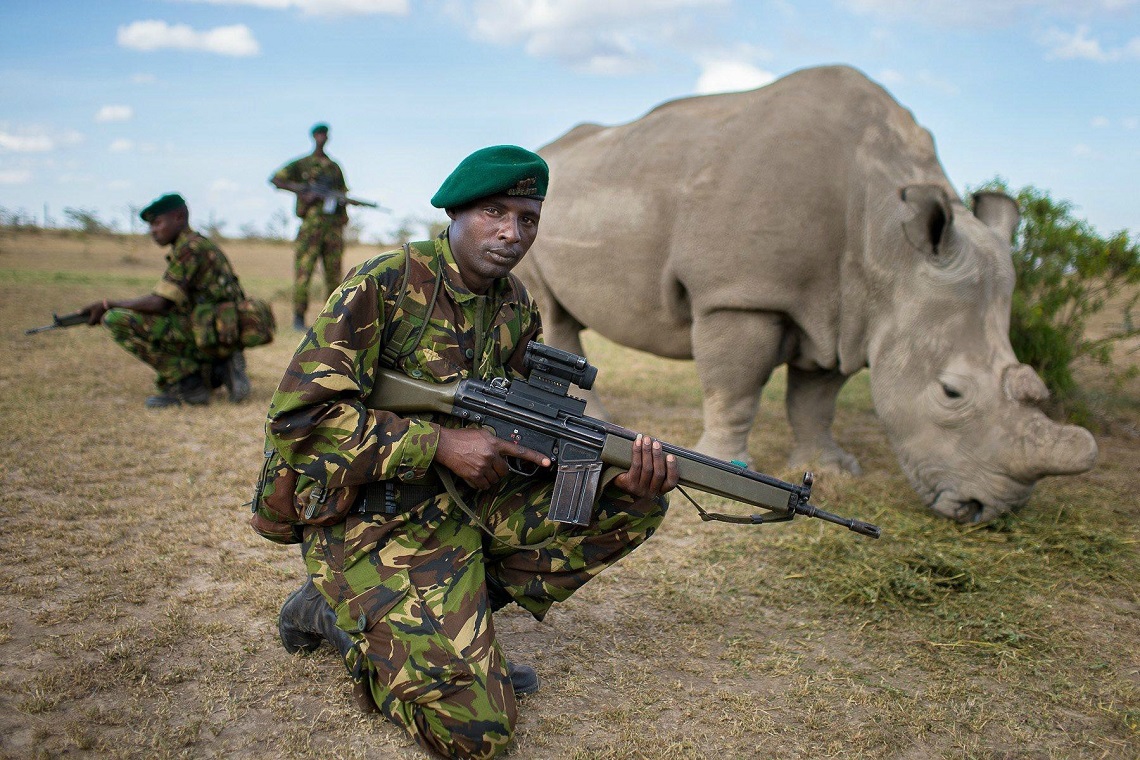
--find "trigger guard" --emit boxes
[506,456,539,476]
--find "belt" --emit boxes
[355,472,444,516]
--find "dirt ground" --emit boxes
[0,228,1137,759]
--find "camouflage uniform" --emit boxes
[272,154,349,318]
[267,232,667,759]
[104,227,244,390]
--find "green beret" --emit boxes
[311,123,329,135]
[139,193,186,222]
[431,145,549,209]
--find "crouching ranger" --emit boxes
[263,146,678,759]
[81,193,273,408]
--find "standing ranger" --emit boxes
[80,193,253,408]
[270,122,351,331]
[264,145,678,759]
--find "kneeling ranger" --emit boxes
[81,193,270,408]
[263,146,678,759]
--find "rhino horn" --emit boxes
[1003,363,1049,405]
[1006,413,1098,481]
[901,184,953,256]
[972,191,1020,243]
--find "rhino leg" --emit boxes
[691,310,785,464]
[785,367,862,475]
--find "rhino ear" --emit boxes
[901,184,953,256]
[972,191,1020,244]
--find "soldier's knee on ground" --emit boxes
[365,657,516,760]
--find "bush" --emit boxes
[971,179,1140,421]
[62,207,114,235]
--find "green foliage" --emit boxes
[62,207,114,235]
[0,206,40,230]
[971,179,1140,418]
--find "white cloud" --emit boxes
[1073,143,1096,157]
[1091,116,1111,127]
[1124,117,1139,129]
[109,139,134,153]
[0,169,33,184]
[209,178,242,195]
[0,132,54,152]
[117,20,261,57]
[131,73,157,84]
[57,173,96,185]
[1039,26,1140,61]
[96,105,134,123]
[841,0,1138,26]
[0,128,84,153]
[915,69,960,95]
[1039,25,1113,60]
[869,68,959,95]
[695,60,775,94]
[467,0,729,73]
[876,68,906,86]
[181,0,408,15]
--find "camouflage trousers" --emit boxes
[102,307,211,389]
[293,214,344,318]
[302,473,667,760]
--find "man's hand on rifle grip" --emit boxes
[434,426,551,491]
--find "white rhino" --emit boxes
[516,64,1097,523]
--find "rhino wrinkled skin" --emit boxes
[515,65,1097,524]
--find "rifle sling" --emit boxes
[436,467,557,551]
[380,242,444,370]
[675,485,793,526]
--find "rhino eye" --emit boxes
[941,383,962,399]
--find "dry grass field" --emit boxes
[1,227,1137,759]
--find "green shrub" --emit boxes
[971,179,1140,422]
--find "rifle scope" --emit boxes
[523,342,597,392]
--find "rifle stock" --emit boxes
[365,342,880,539]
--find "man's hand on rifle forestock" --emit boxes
[613,435,678,499]
[435,427,551,491]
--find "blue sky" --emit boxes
[1,0,1137,243]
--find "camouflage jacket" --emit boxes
[152,228,245,317]
[272,153,348,223]
[266,231,543,490]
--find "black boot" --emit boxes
[145,374,210,408]
[508,661,540,696]
[278,579,378,713]
[220,350,251,403]
[279,578,356,656]
[278,578,326,654]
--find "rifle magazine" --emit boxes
[549,461,602,526]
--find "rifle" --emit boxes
[25,310,88,335]
[365,341,881,538]
[303,180,390,214]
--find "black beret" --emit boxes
[431,145,548,209]
[311,123,329,135]
[139,193,187,222]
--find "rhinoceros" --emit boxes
[516,64,1097,523]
